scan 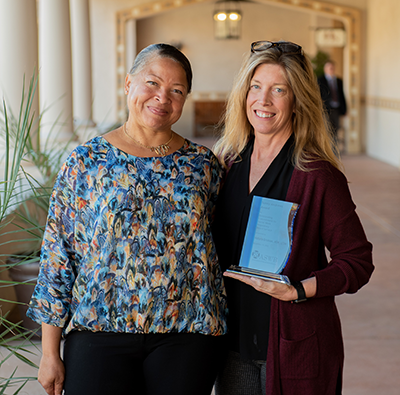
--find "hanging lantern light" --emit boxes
[213,1,242,40]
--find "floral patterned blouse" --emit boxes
[27,137,228,337]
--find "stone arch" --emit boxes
[116,0,362,153]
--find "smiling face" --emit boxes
[125,56,188,134]
[246,63,295,139]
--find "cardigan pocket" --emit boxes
[279,331,319,379]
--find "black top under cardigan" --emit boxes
[213,134,295,360]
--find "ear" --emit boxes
[124,74,131,95]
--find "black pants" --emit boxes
[63,331,227,395]
[215,351,342,395]
[215,351,267,395]
[328,108,341,140]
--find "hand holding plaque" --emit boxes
[226,196,299,285]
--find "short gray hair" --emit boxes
[129,43,192,94]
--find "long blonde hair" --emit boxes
[213,45,341,171]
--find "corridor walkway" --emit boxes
[333,154,400,395]
[1,148,399,395]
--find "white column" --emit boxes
[125,19,137,73]
[38,0,75,145]
[309,14,318,57]
[70,0,95,129]
[0,0,39,128]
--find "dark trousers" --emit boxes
[215,351,342,395]
[328,108,341,140]
[63,331,227,395]
[215,351,266,395]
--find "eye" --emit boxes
[250,84,260,90]
[273,87,286,95]
[172,88,184,96]
[146,80,157,86]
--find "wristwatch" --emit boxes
[291,281,307,303]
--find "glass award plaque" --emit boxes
[226,196,299,286]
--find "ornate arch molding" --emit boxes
[116,0,362,153]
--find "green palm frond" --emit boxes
[0,71,80,392]
[0,74,44,391]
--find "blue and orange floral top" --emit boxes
[27,137,228,337]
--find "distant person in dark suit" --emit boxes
[318,60,347,147]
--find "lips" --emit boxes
[255,110,274,118]
[148,106,168,115]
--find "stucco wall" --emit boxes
[89,0,345,136]
[89,0,400,167]
[365,0,400,167]
[136,2,315,137]
[136,3,315,91]
[322,0,367,7]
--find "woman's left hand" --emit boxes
[223,272,316,301]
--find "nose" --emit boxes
[155,88,171,104]
[259,89,272,105]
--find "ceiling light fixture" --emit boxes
[213,1,242,40]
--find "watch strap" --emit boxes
[291,281,307,303]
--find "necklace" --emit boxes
[123,123,173,157]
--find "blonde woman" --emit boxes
[212,41,373,395]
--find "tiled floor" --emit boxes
[2,149,399,395]
[334,154,400,395]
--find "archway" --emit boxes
[116,0,362,153]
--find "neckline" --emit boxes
[98,135,189,159]
[246,134,294,196]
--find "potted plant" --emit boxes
[311,50,330,78]
[0,73,112,392]
[0,74,71,392]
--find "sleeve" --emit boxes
[26,152,80,328]
[317,76,329,105]
[311,166,374,298]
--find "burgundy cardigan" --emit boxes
[265,160,374,394]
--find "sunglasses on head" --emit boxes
[251,41,303,56]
